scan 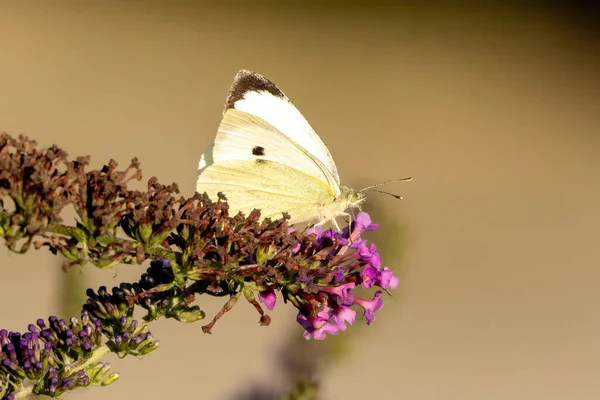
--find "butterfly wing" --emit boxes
[197,70,347,224]
[197,109,338,223]
[223,70,341,192]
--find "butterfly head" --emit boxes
[339,186,367,211]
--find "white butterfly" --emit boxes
[197,70,407,229]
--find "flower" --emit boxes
[375,267,399,290]
[355,241,382,269]
[317,282,355,306]
[0,133,401,354]
[0,312,120,398]
[360,265,378,288]
[287,214,399,339]
[353,212,380,233]
[296,307,343,340]
[331,305,356,331]
[258,289,277,310]
[0,133,405,399]
[353,291,384,325]
[332,267,345,284]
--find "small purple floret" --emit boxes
[318,282,355,306]
[376,267,399,290]
[361,266,378,288]
[258,289,277,310]
[354,291,384,325]
[332,267,345,283]
[331,305,356,331]
[297,308,343,340]
[353,212,380,233]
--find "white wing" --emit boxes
[222,70,341,189]
[196,70,355,225]
[198,108,340,196]
[196,158,338,224]
[196,108,346,224]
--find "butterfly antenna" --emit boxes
[360,177,412,200]
[361,177,412,191]
[368,189,403,200]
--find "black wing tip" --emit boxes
[224,70,286,112]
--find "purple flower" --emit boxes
[308,322,340,340]
[376,267,399,290]
[332,267,345,284]
[258,289,277,310]
[316,228,336,245]
[360,266,378,288]
[350,238,366,250]
[154,258,171,269]
[296,307,342,340]
[354,241,381,269]
[353,212,380,233]
[334,231,350,245]
[318,282,355,306]
[353,291,384,325]
[331,305,356,331]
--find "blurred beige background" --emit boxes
[1,2,599,399]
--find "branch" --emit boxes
[0,133,400,399]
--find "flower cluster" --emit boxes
[284,213,397,340]
[86,211,399,342]
[0,312,125,399]
[0,133,403,398]
[84,258,205,329]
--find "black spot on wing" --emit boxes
[224,70,286,111]
[252,146,265,156]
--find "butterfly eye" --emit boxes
[252,146,265,156]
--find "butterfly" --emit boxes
[196,70,409,229]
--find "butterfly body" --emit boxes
[197,70,365,227]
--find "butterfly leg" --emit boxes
[332,218,341,231]
[333,212,353,233]
[314,217,341,231]
[314,219,328,227]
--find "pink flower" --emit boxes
[353,291,384,325]
[331,305,356,331]
[318,282,355,306]
[376,267,399,290]
[353,212,379,233]
[296,307,342,340]
[360,266,378,288]
[258,289,276,310]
